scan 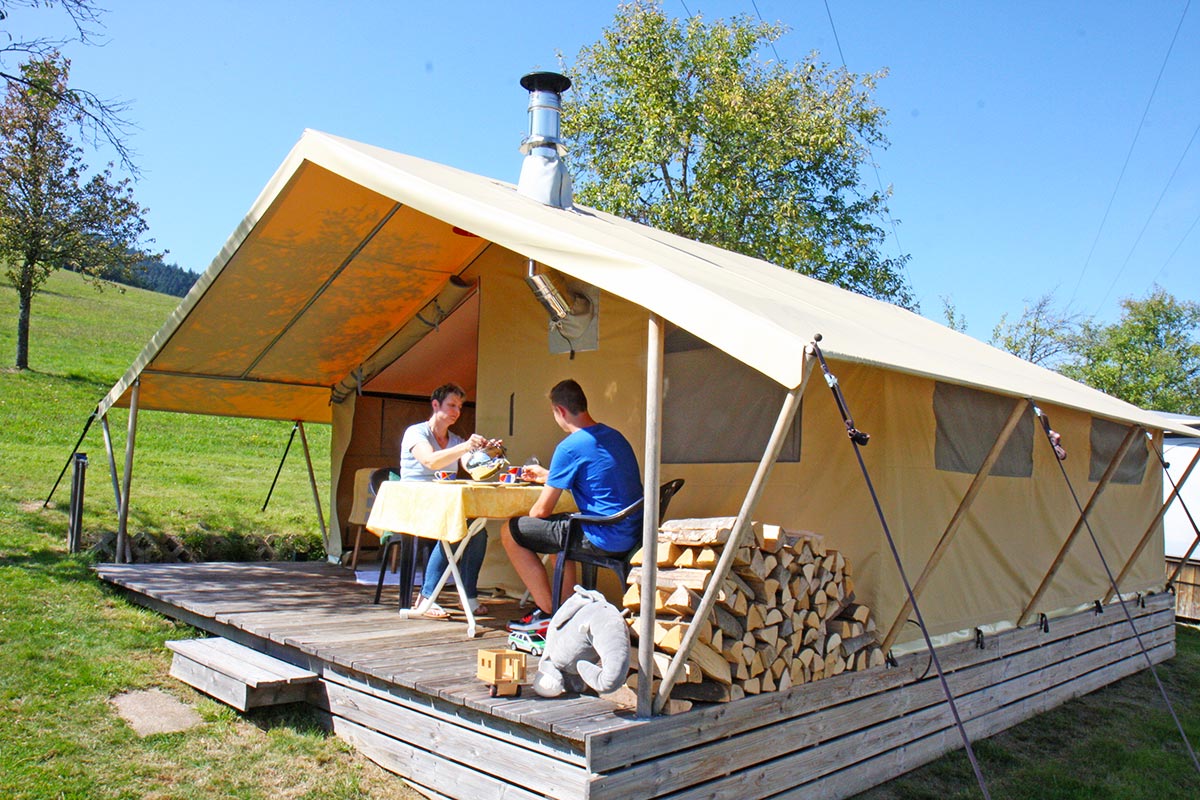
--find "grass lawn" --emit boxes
[1,271,1198,799]
[1,272,419,799]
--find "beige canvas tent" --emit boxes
[97,129,1192,673]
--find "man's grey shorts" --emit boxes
[510,514,626,557]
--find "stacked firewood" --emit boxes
[622,517,886,703]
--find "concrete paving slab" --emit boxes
[111,688,203,736]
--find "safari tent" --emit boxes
[89,119,1196,796]
[97,127,1190,646]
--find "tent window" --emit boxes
[933,382,1033,477]
[1088,418,1147,484]
[662,329,800,464]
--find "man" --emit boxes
[502,379,642,634]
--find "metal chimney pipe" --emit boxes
[518,71,573,209]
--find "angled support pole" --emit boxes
[638,313,664,718]
[297,421,328,543]
[115,380,141,564]
[101,414,123,510]
[653,351,813,715]
[43,411,96,508]
[1106,441,1200,603]
[1017,423,1142,627]
[881,397,1029,653]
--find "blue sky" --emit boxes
[10,1,1198,340]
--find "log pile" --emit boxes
[623,517,886,703]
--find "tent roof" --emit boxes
[99,129,1194,436]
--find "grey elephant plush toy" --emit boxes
[532,586,631,697]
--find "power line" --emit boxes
[1068,0,1192,308]
[1096,116,1200,310]
[1148,205,1200,288]
[818,0,907,266]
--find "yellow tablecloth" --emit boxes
[366,481,575,543]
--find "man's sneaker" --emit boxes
[507,607,551,633]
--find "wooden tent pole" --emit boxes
[1167,450,1200,587]
[881,398,1029,652]
[1109,443,1200,601]
[115,380,140,564]
[100,414,122,510]
[1017,423,1142,627]
[638,313,664,718]
[297,421,328,543]
[653,351,813,715]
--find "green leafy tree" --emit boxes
[562,0,913,307]
[0,53,153,369]
[1060,288,1200,414]
[940,295,968,333]
[991,292,1083,368]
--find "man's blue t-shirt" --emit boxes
[547,423,643,552]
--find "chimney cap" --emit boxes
[520,71,571,94]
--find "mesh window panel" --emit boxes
[662,329,800,464]
[933,382,1033,477]
[1088,417,1147,484]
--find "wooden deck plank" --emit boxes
[585,594,1173,771]
[95,561,1177,800]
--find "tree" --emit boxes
[0,0,137,172]
[0,53,153,369]
[1060,288,1200,415]
[990,292,1083,368]
[562,0,914,308]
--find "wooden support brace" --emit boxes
[653,351,813,715]
[297,421,328,543]
[1113,442,1198,597]
[1018,423,1142,627]
[881,398,1029,652]
[1165,445,1200,588]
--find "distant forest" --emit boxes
[70,255,199,298]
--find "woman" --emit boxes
[399,382,499,618]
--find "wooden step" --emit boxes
[167,637,318,712]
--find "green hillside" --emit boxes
[0,270,330,558]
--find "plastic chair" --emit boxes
[550,478,685,612]
[369,470,432,607]
[349,466,399,570]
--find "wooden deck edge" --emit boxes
[320,665,587,764]
[316,678,594,800]
[584,607,1175,798]
[784,641,1175,800]
[587,593,1173,771]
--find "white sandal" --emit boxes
[421,601,450,619]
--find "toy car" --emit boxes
[506,630,546,657]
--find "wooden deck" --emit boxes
[95,561,1176,800]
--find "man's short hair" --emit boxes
[431,383,466,404]
[549,379,588,415]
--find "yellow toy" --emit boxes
[477,648,527,697]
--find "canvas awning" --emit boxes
[99,129,1195,436]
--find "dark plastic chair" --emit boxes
[550,478,685,612]
[371,469,433,607]
[349,466,399,570]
